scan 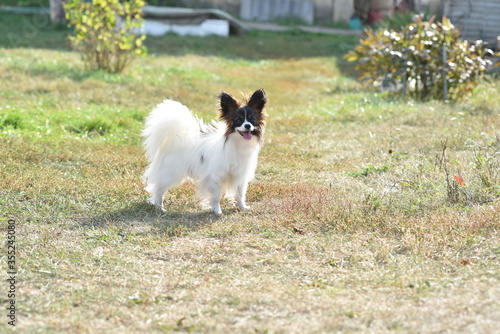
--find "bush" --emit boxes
[64,0,147,73]
[344,17,494,101]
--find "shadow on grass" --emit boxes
[24,64,136,83]
[80,200,244,237]
[0,12,71,51]
[0,12,358,61]
[145,30,358,60]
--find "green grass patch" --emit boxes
[69,115,115,136]
[0,111,24,130]
[348,163,391,177]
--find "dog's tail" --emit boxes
[142,100,200,163]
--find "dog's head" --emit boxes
[219,89,267,142]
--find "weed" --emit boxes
[439,138,500,205]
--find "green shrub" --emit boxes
[64,0,147,73]
[344,17,494,101]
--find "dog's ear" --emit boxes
[247,89,267,112]
[219,91,239,116]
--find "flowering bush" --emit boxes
[64,0,147,73]
[344,17,494,101]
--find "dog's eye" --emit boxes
[235,118,242,123]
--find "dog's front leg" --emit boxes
[236,182,250,211]
[212,202,223,216]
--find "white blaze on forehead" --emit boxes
[236,108,255,141]
[239,109,254,131]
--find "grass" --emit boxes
[1,11,500,333]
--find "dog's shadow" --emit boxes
[79,200,241,237]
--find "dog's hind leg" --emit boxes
[209,186,223,216]
[148,175,181,212]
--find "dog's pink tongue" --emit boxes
[242,131,252,140]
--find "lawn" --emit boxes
[1,11,499,333]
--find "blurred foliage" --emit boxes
[64,0,147,73]
[374,11,428,32]
[345,17,494,101]
[1,0,47,6]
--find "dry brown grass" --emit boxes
[1,13,500,333]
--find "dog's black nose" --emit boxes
[244,124,251,129]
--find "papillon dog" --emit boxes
[142,89,267,215]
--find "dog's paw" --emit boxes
[153,204,166,213]
[238,204,250,211]
[212,208,223,216]
[148,198,166,212]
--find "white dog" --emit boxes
[142,89,267,215]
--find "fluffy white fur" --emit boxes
[142,99,262,215]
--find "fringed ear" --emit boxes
[219,91,240,116]
[247,89,267,112]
